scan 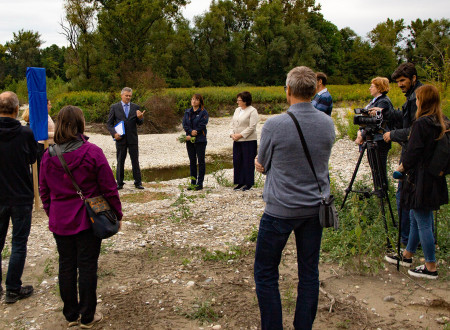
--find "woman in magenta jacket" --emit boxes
[39,105,122,328]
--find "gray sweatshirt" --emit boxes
[258,102,335,219]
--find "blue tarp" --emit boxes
[26,67,48,141]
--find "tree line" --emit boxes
[0,0,448,91]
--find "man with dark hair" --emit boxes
[311,72,333,116]
[107,87,146,190]
[254,66,335,329]
[0,91,36,303]
[384,63,423,258]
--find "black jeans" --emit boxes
[186,142,207,186]
[53,229,102,324]
[254,213,323,330]
[0,204,32,291]
[116,143,142,186]
[233,140,257,186]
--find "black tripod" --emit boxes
[341,135,397,249]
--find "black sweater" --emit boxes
[0,117,37,206]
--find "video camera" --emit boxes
[353,108,383,127]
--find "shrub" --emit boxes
[52,91,111,122]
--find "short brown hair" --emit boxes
[0,91,19,115]
[371,77,390,94]
[237,91,252,106]
[54,105,85,144]
[316,72,328,86]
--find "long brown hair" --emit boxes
[54,105,85,144]
[415,85,447,140]
[192,94,204,110]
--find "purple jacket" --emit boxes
[39,139,122,236]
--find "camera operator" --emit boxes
[383,63,423,246]
[354,77,394,185]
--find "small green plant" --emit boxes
[211,159,234,187]
[1,243,10,259]
[246,225,259,242]
[253,172,265,188]
[100,241,115,255]
[282,284,296,313]
[183,299,220,324]
[181,258,191,266]
[170,180,195,221]
[177,134,195,143]
[200,244,243,261]
[43,257,56,276]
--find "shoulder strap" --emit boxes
[286,111,323,196]
[54,144,85,200]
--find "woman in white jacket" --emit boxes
[229,91,259,191]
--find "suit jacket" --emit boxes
[229,106,258,141]
[107,102,143,145]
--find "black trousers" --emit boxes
[186,142,207,186]
[233,140,257,186]
[116,143,142,186]
[53,229,102,324]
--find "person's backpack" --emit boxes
[427,129,450,177]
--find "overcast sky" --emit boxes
[0,0,448,48]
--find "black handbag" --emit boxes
[54,144,120,239]
[287,111,339,229]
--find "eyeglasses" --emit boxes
[284,86,287,92]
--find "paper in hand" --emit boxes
[114,121,125,136]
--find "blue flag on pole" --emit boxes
[26,67,48,141]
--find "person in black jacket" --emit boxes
[0,91,37,303]
[182,94,209,191]
[383,63,423,246]
[355,77,394,185]
[385,85,448,279]
[107,87,145,190]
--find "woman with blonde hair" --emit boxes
[385,85,448,279]
[355,77,394,185]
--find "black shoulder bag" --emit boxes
[53,144,120,239]
[287,111,339,229]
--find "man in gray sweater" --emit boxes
[254,66,335,329]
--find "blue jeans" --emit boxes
[396,181,410,245]
[406,209,436,263]
[254,213,323,330]
[0,204,32,291]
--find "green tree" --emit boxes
[95,0,187,86]
[5,30,43,79]
[41,44,66,79]
[367,18,405,61]
[61,0,101,88]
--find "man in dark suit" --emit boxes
[107,87,145,189]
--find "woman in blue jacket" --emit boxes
[182,94,209,190]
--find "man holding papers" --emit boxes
[107,87,145,190]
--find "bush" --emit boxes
[52,91,111,122]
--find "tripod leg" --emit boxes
[379,198,392,250]
[397,205,402,271]
[386,192,397,227]
[341,144,366,209]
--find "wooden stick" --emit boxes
[32,161,40,210]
